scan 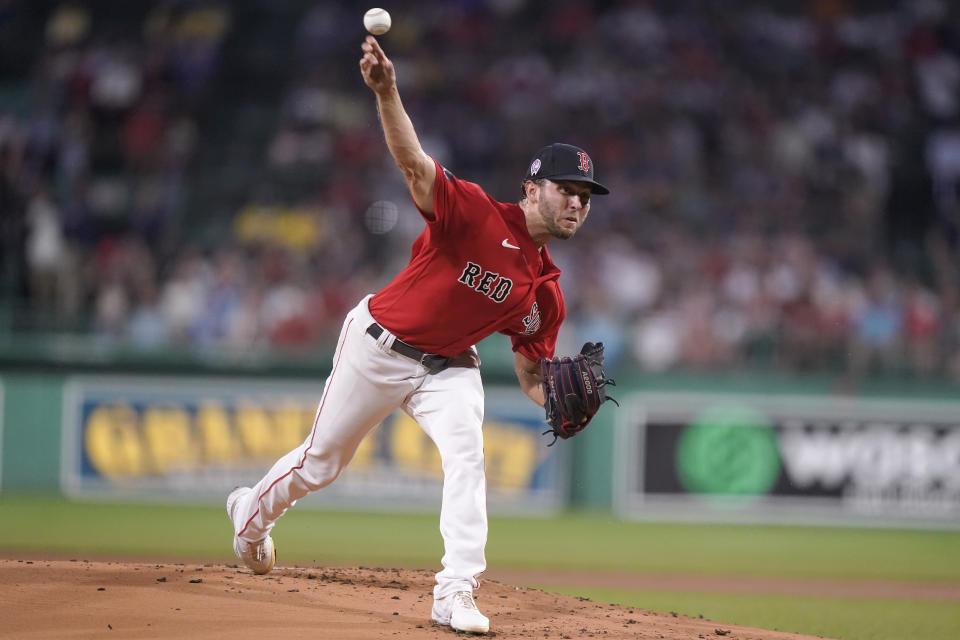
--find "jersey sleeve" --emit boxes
[415,158,489,238]
[511,327,559,362]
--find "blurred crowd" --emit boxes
[3,0,960,381]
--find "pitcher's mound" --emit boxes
[0,559,832,639]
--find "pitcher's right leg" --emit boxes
[228,300,417,552]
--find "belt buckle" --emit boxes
[419,352,447,374]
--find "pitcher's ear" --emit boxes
[522,179,538,200]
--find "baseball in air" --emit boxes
[363,8,391,35]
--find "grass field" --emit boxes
[1,495,958,640]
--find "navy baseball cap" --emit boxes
[523,143,610,195]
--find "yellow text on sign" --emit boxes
[84,401,316,477]
[83,402,545,490]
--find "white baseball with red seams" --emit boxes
[363,8,391,35]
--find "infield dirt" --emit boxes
[0,558,840,640]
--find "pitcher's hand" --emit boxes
[360,36,396,95]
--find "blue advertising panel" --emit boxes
[62,376,566,514]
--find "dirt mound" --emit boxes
[0,559,832,639]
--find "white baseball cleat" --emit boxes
[431,590,490,634]
[226,487,276,575]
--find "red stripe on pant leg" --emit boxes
[237,317,355,538]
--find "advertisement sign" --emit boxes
[615,393,960,528]
[62,376,565,515]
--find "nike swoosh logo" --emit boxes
[502,239,520,250]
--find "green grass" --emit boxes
[545,587,960,640]
[1,496,958,640]
[0,496,444,566]
[2,498,957,582]
[488,514,960,582]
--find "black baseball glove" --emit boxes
[538,342,618,445]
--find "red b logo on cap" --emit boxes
[577,152,590,172]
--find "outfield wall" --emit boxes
[1,374,61,492]
[2,370,958,528]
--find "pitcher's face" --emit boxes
[536,180,591,239]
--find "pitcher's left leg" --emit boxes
[404,365,487,601]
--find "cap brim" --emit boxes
[545,175,610,195]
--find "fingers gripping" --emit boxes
[360,36,393,89]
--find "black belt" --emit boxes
[366,323,450,374]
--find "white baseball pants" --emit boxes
[231,295,487,599]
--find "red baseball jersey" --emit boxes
[368,159,565,360]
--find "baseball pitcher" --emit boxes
[226,35,616,634]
